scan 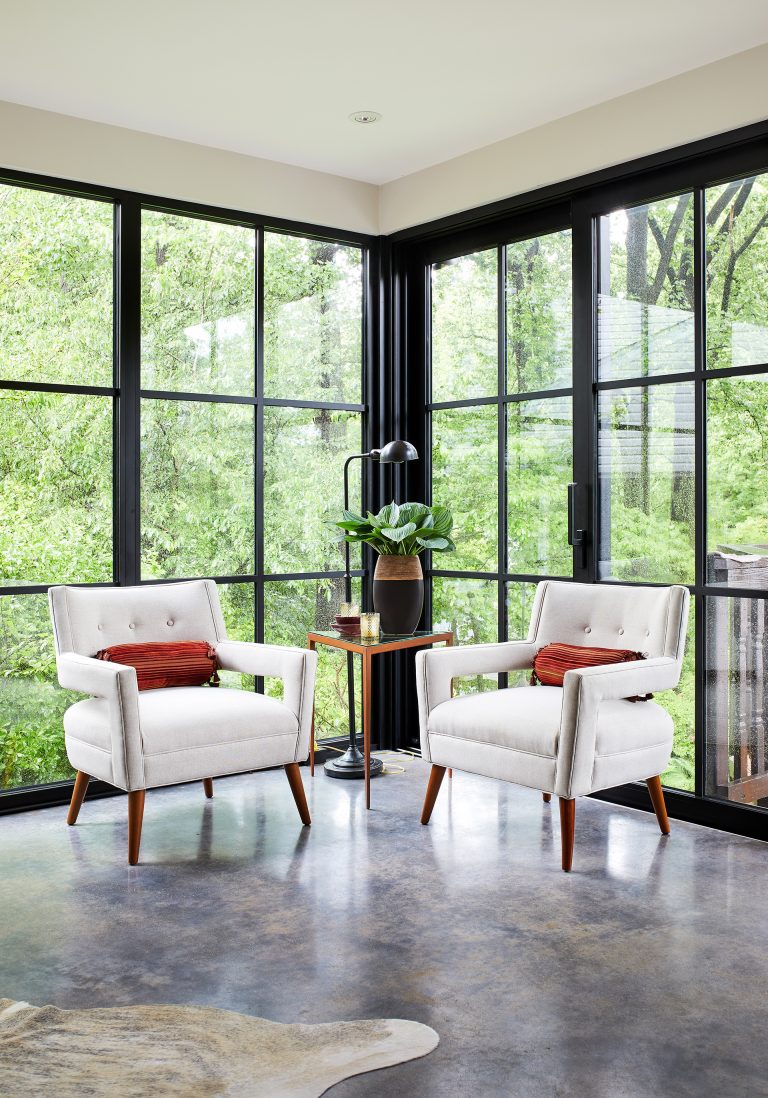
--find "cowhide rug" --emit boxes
[0,998,438,1096]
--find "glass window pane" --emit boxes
[141,211,255,395]
[0,391,113,585]
[433,577,498,693]
[0,184,113,387]
[598,383,695,583]
[506,581,538,639]
[263,407,361,575]
[217,583,255,691]
[706,174,768,370]
[659,604,695,792]
[264,578,362,739]
[263,233,362,403]
[598,196,694,382]
[706,595,768,807]
[707,375,768,589]
[431,249,497,402]
[507,397,572,576]
[141,399,255,579]
[506,581,539,687]
[506,230,572,393]
[0,594,75,790]
[432,406,497,573]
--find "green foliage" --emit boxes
[264,233,362,403]
[0,192,367,789]
[141,211,255,395]
[0,184,113,386]
[335,501,455,556]
[433,405,498,572]
[2,173,767,805]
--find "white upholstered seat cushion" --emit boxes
[427,686,672,760]
[64,686,300,788]
[66,686,298,749]
[428,686,563,756]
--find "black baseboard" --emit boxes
[0,749,345,816]
[591,785,768,843]
[0,778,122,816]
[3,764,765,843]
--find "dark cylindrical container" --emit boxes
[373,555,424,635]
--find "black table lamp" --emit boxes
[325,440,419,781]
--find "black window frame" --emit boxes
[3,119,768,838]
[0,168,380,814]
[394,120,768,842]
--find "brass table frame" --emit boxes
[307,630,454,808]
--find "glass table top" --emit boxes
[310,629,450,647]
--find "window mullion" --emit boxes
[497,244,508,652]
[116,196,141,588]
[694,187,707,800]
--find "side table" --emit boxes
[307,629,453,808]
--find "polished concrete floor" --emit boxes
[2,756,767,1097]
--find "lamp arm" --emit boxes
[342,453,373,600]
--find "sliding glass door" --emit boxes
[427,224,574,695]
[595,172,768,804]
[414,148,768,830]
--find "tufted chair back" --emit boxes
[49,580,227,657]
[528,580,688,663]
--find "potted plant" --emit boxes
[334,502,455,634]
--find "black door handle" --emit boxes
[567,482,586,549]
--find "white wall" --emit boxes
[379,43,768,235]
[0,100,379,236]
[2,42,767,239]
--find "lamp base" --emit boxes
[324,743,384,780]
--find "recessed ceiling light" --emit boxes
[349,111,381,124]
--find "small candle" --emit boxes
[340,602,360,617]
[360,612,380,639]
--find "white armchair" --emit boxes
[49,580,317,864]
[416,580,689,871]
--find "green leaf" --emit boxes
[430,505,453,537]
[398,502,430,525]
[377,501,400,527]
[342,508,365,523]
[416,536,450,550]
[381,522,417,542]
[335,519,368,531]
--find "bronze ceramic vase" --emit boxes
[373,555,424,635]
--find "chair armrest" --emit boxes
[556,656,680,798]
[56,653,143,791]
[215,641,318,757]
[415,641,537,758]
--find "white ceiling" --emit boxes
[2,0,767,185]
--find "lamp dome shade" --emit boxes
[377,439,418,464]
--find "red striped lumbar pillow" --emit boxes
[531,642,645,687]
[96,641,219,691]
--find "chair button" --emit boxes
[97,624,103,631]
[128,623,135,630]
[584,626,591,634]
[167,620,174,627]
[618,628,625,636]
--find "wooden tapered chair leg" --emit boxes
[203,777,213,799]
[542,792,552,803]
[420,764,447,825]
[284,763,311,826]
[646,775,671,835]
[559,797,575,872]
[128,790,145,866]
[67,771,90,825]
